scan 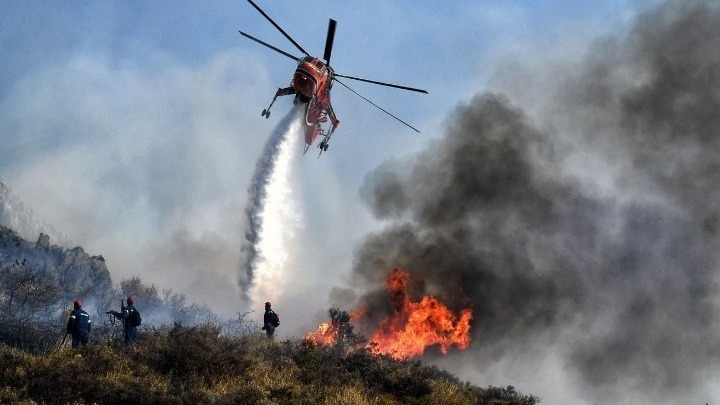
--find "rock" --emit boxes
[37,233,51,250]
[0,226,113,302]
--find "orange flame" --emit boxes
[368,269,472,360]
[306,268,472,360]
[305,307,367,345]
[305,322,337,345]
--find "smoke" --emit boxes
[240,108,304,308]
[349,1,720,403]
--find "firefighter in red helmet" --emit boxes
[109,296,141,345]
[262,301,279,338]
[66,299,92,347]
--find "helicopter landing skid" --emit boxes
[317,128,334,158]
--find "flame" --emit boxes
[305,322,337,345]
[306,268,472,360]
[368,269,472,360]
[305,307,367,345]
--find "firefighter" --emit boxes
[110,296,141,346]
[66,300,91,347]
[262,301,279,338]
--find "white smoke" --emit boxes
[240,107,306,310]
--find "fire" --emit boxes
[305,307,366,346]
[305,322,337,346]
[368,269,472,360]
[306,268,473,360]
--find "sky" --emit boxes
[4,0,719,404]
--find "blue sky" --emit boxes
[1,1,669,403]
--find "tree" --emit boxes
[0,260,63,352]
[328,308,366,353]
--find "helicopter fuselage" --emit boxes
[291,56,337,148]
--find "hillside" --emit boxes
[0,207,540,404]
[0,323,540,405]
[0,226,115,351]
[0,226,113,300]
[0,225,215,352]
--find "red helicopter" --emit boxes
[239,0,428,157]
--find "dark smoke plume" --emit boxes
[351,0,720,402]
[239,108,299,298]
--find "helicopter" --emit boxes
[239,0,428,157]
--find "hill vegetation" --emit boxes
[0,322,540,404]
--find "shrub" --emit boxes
[0,314,540,405]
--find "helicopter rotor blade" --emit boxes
[323,19,337,65]
[335,78,421,133]
[334,74,428,94]
[239,31,301,62]
[247,0,309,56]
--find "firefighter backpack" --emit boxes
[128,308,142,326]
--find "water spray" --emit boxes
[240,107,304,307]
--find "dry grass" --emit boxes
[0,323,539,404]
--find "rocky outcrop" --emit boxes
[57,244,113,299]
[0,227,112,301]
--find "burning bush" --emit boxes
[307,268,473,360]
[305,308,366,353]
